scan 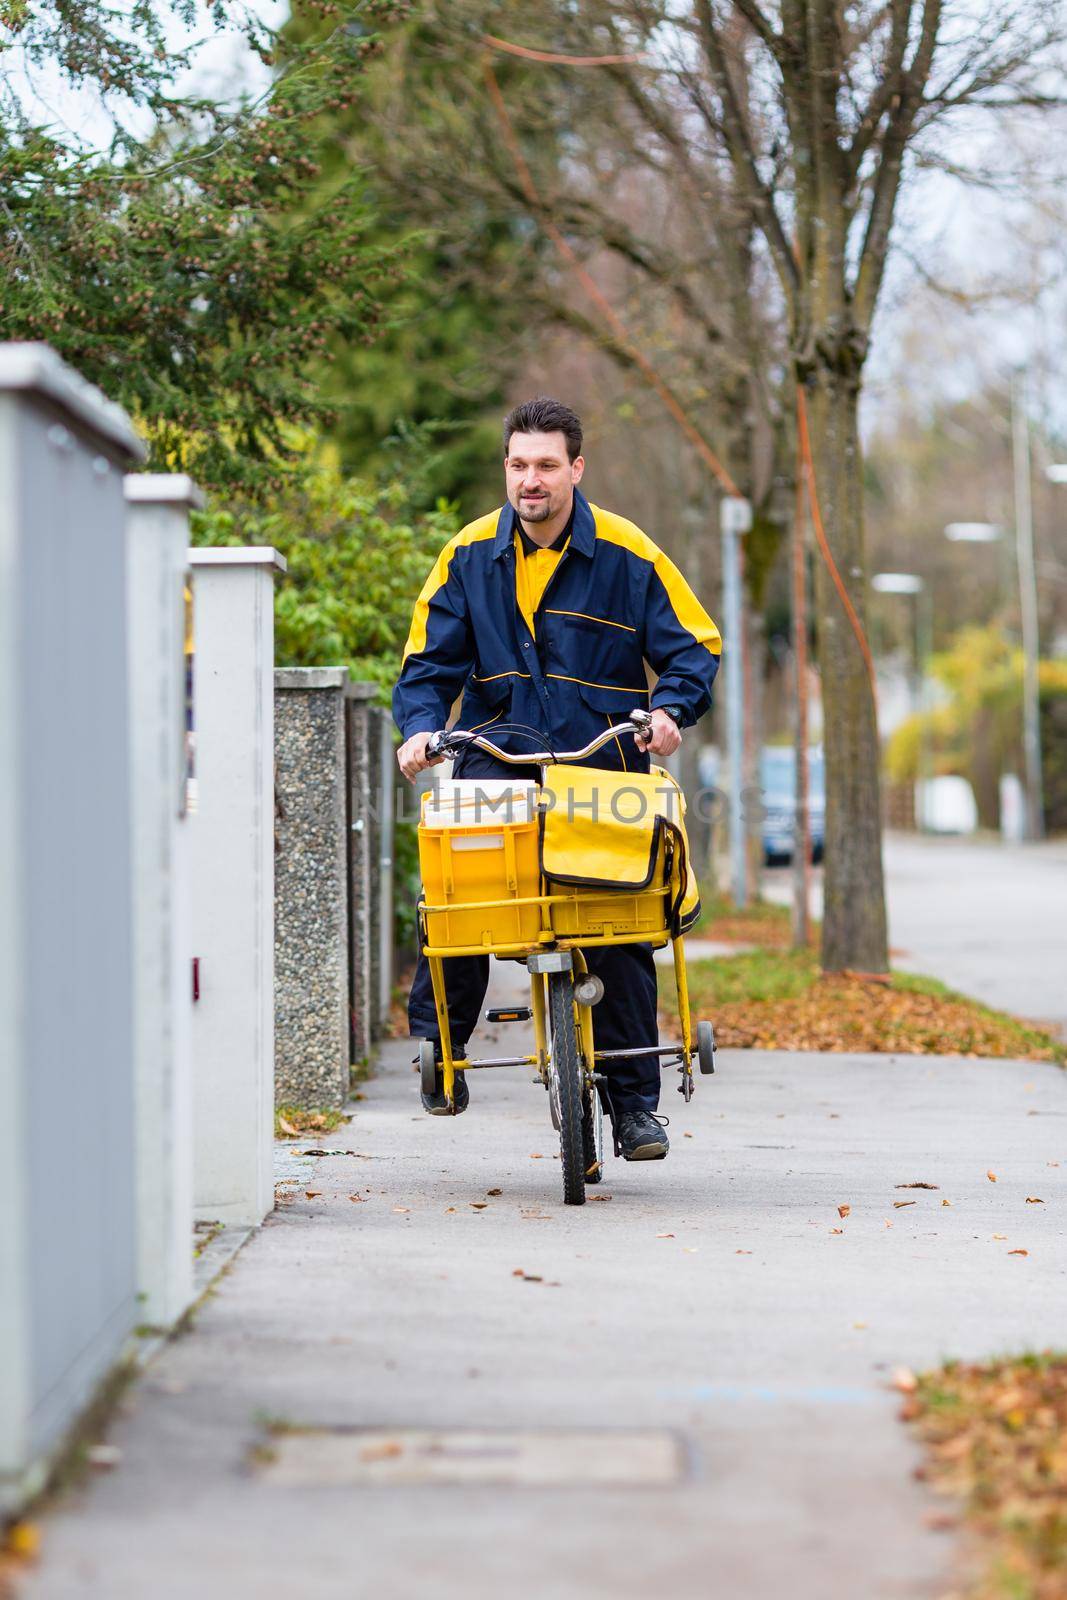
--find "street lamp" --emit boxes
[944,522,1004,543]
[872,572,931,830]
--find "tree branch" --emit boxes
[693,0,800,301]
[853,0,942,330]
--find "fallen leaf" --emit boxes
[885,1220,893,1228]
[683,1132,693,1139]
[838,1204,851,1218]
[445,1206,456,1213]
[487,1188,503,1196]
[347,1194,365,1203]
[529,1153,545,1160]
[892,1367,918,1393]
[360,1440,403,1462]
[470,1203,487,1210]
[941,1199,952,1207]
[1008,1248,1029,1256]
[893,1200,917,1209]
[657,1232,675,1239]
[993,1234,1007,1240]
[277,1115,298,1137]
[1049,1161,1060,1167]
[392,1206,410,1214]
[1025,1197,1044,1204]
[512,1268,524,1276]
[304,1191,321,1199]
[521,1273,543,1282]
[4,1521,41,1561]
[830,1227,844,1234]
[987,1170,997,1183]
[682,1247,699,1254]
[895,1182,939,1190]
[735,1249,752,1255]
[590,1194,613,1202]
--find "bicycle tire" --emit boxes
[582,1088,604,1184]
[548,970,586,1206]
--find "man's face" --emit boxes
[504,430,584,523]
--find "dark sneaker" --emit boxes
[421,1067,469,1117]
[617,1109,669,1161]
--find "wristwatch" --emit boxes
[655,703,685,727]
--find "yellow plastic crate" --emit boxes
[418,810,542,950]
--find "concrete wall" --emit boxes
[125,476,202,1327]
[274,670,349,1109]
[188,549,285,1227]
[345,685,393,1064]
[0,345,145,1508]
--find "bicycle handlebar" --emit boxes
[425,707,654,766]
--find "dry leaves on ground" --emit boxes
[666,967,1063,1061]
[908,1353,1067,1598]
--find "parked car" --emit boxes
[761,746,825,865]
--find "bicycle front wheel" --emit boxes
[548,970,586,1206]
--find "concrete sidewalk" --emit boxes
[20,968,1067,1600]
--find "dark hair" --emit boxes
[503,396,583,462]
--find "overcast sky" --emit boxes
[10,2,1065,442]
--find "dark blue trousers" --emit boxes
[408,747,661,1114]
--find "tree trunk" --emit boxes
[806,372,888,972]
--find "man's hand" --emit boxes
[635,707,682,758]
[397,731,445,781]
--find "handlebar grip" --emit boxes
[425,730,448,760]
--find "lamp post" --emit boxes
[944,496,1044,841]
[872,572,930,829]
[720,495,752,908]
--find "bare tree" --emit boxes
[484,0,1063,969]
[347,0,1063,966]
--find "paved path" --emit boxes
[765,833,1067,1032]
[23,967,1066,1600]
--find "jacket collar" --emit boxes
[492,487,596,560]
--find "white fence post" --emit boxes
[124,475,203,1326]
[188,548,286,1227]
[0,345,145,1510]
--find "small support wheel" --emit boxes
[697,1019,716,1075]
[419,1039,438,1098]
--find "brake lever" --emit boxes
[629,708,654,746]
[426,729,470,761]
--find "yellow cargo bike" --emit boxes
[416,708,716,1206]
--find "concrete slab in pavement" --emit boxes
[20,965,1067,1600]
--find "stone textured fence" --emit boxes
[274,673,394,1109]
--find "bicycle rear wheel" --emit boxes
[548,970,586,1206]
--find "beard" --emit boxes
[517,493,554,522]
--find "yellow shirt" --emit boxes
[513,528,570,638]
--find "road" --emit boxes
[765,832,1067,1033]
[23,963,1067,1600]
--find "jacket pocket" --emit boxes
[570,678,650,715]
[459,671,514,731]
[547,612,640,686]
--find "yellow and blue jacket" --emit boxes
[393,490,722,772]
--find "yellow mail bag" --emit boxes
[538,764,700,936]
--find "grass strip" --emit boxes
[662,947,1064,1062]
[907,1353,1067,1598]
